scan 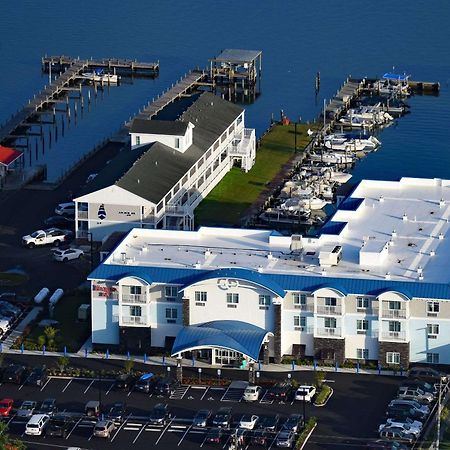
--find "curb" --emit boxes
[313,387,333,407]
[298,422,317,450]
[49,375,116,381]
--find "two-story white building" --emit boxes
[74,92,255,241]
[88,177,450,368]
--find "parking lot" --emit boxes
[0,366,403,450]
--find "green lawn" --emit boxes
[0,272,29,287]
[195,122,318,227]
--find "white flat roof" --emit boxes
[105,177,450,285]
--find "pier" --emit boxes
[325,78,365,121]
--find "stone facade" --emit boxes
[379,341,410,369]
[263,343,270,365]
[119,327,152,353]
[182,297,190,326]
[273,305,282,364]
[313,337,345,364]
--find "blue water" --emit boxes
[1,0,449,182]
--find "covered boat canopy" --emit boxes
[171,320,273,362]
[382,73,410,81]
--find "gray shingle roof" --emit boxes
[130,119,189,136]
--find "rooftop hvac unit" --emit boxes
[290,235,303,252]
[78,304,91,321]
[319,245,343,267]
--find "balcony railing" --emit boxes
[381,331,408,341]
[92,291,119,300]
[315,327,342,337]
[228,129,255,156]
[121,316,148,326]
[316,305,343,315]
[121,293,147,304]
[293,303,314,312]
[381,309,408,319]
[77,210,88,220]
[356,307,379,316]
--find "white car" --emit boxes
[17,400,38,418]
[295,385,316,402]
[379,419,422,436]
[386,416,423,430]
[379,422,420,439]
[52,248,84,262]
[55,202,75,216]
[243,385,262,402]
[398,386,434,404]
[0,319,11,336]
[239,414,259,430]
[389,399,430,416]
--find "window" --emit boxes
[324,297,337,306]
[427,324,439,338]
[357,319,369,334]
[259,295,271,306]
[226,293,239,304]
[324,317,337,328]
[427,302,440,314]
[175,138,180,149]
[357,297,369,309]
[294,316,306,330]
[195,291,207,303]
[165,308,178,320]
[386,352,400,364]
[426,353,439,364]
[357,348,369,359]
[130,306,142,317]
[237,115,243,125]
[130,286,142,295]
[165,286,178,299]
[389,321,401,332]
[389,301,401,310]
[293,293,307,305]
[135,135,140,145]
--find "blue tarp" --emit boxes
[383,73,409,81]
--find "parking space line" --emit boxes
[62,379,73,392]
[65,417,82,439]
[222,429,235,449]
[220,385,231,401]
[200,433,208,448]
[105,382,115,396]
[155,417,175,446]
[83,379,95,394]
[6,414,16,426]
[200,387,210,400]
[40,378,51,391]
[111,414,131,442]
[132,421,148,444]
[177,424,192,446]
[268,430,281,450]
[18,382,26,391]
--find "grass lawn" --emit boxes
[21,290,91,353]
[194,122,319,227]
[0,272,29,287]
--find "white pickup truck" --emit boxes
[22,228,69,248]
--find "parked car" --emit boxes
[0,399,14,417]
[192,409,212,428]
[282,414,304,433]
[0,319,11,336]
[22,228,71,248]
[398,386,434,404]
[26,366,48,387]
[267,382,293,401]
[205,427,223,444]
[384,417,423,432]
[258,414,280,431]
[55,202,75,216]
[85,400,102,417]
[107,402,127,424]
[367,440,409,449]
[37,398,57,416]
[379,426,415,443]
[389,399,429,416]
[2,364,27,384]
[53,247,84,262]
[148,403,171,426]
[153,378,179,396]
[0,302,21,318]
[239,414,259,430]
[243,385,262,402]
[93,419,115,439]
[44,215,75,228]
[401,379,437,396]
[113,373,136,391]
[25,414,50,436]
[386,405,427,421]
[133,373,156,393]
[251,429,271,446]
[379,422,421,438]
[276,430,296,447]
[17,400,38,418]
[212,407,232,429]
[47,414,74,438]
[408,367,447,384]
[295,385,316,402]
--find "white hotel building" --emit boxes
[74,92,255,241]
[88,177,450,368]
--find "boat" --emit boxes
[327,170,352,185]
[324,137,379,152]
[82,68,120,84]
[310,151,355,165]
[373,73,411,97]
[338,115,374,129]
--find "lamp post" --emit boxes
[437,376,444,450]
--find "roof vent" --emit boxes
[257,266,263,273]
[417,266,423,275]
[402,213,408,222]
[392,230,397,238]
[440,199,445,208]
[419,273,424,281]
[379,195,384,202]
[385,272,391,280]
[194,261,201,269]
[439,232,444,240]
[430,249,436,256]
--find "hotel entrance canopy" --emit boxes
[171,320,273,362]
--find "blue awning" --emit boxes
[383,73,409,81]
[171,320,273,361]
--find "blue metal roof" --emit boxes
[181,267,286,298]
[88,264,450,300]
[171,320,272,361]
[311,283,348,296]
[110,271,153,285]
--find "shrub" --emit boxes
[314,370,325,388]
[37,335,46,348]
[314,385,332,405]
[341,360,355,369]
[295,417,317,448]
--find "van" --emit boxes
[85,400,101,417]
[55,202,75,217]
[25,414,50,436]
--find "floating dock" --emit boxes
[325,79,365,120]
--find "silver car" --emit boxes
[93,419,115,438]
[17,400,38,418]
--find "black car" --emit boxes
[205,427,223,444]
[107,402,127,423]
[386,405,426,421]
[26,366,48,387]
[37,398,57,416]
[2,364,27,384]
[133,373,156,393]
[282,413,304,433]
[114,373,136,391]
[192,409,212,428]
[267,382,293,400]
[153,377,179,396]
[44,216,75,229]
[251,429,271,446]
[258,414,280,431]
[148,403,171,426]
[212,407,232,429]
[47,414,75,438]
[408,367,447,384]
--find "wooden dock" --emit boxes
[125,70,208,127]
[325,78,365,120]
[42,55,159,74]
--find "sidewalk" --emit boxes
[2,306,43,351]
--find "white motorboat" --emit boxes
[324,133,381,151]
[301,197,329,211]
[338,115,374,129]
[310,151,355,165]
[328,170,352,184]
[82,69,120,84]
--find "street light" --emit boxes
[437,376,445,450]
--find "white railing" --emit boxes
[293,303,314,312]
[317,305,343,315]
[121,294,147,304]
[78,211,88,220]
[121,316,148,326]
[381,331,407,341]
[315,327,342,337]
[381,309,408,319]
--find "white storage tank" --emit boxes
[34,288,49,304]
[49,289,64,306]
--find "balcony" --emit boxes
[77,210,88,220]
[316,305,343,315]
[121,293,147,304]
[121,316,148,326]
[315,327,342,337]
[293,303,314,312]
[356,307,379,316]
[92,291,118,300]
[380,331,408,341]
[381,309,408,319]
[165,204,190,216]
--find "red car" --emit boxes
[0,399,14,417]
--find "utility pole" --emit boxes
[437,376,443,450]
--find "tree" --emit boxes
[43,326,58,347]
[124,359,134,374]
[314,370,325,388]
[57,356,70,373]
[0,421,26,449]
